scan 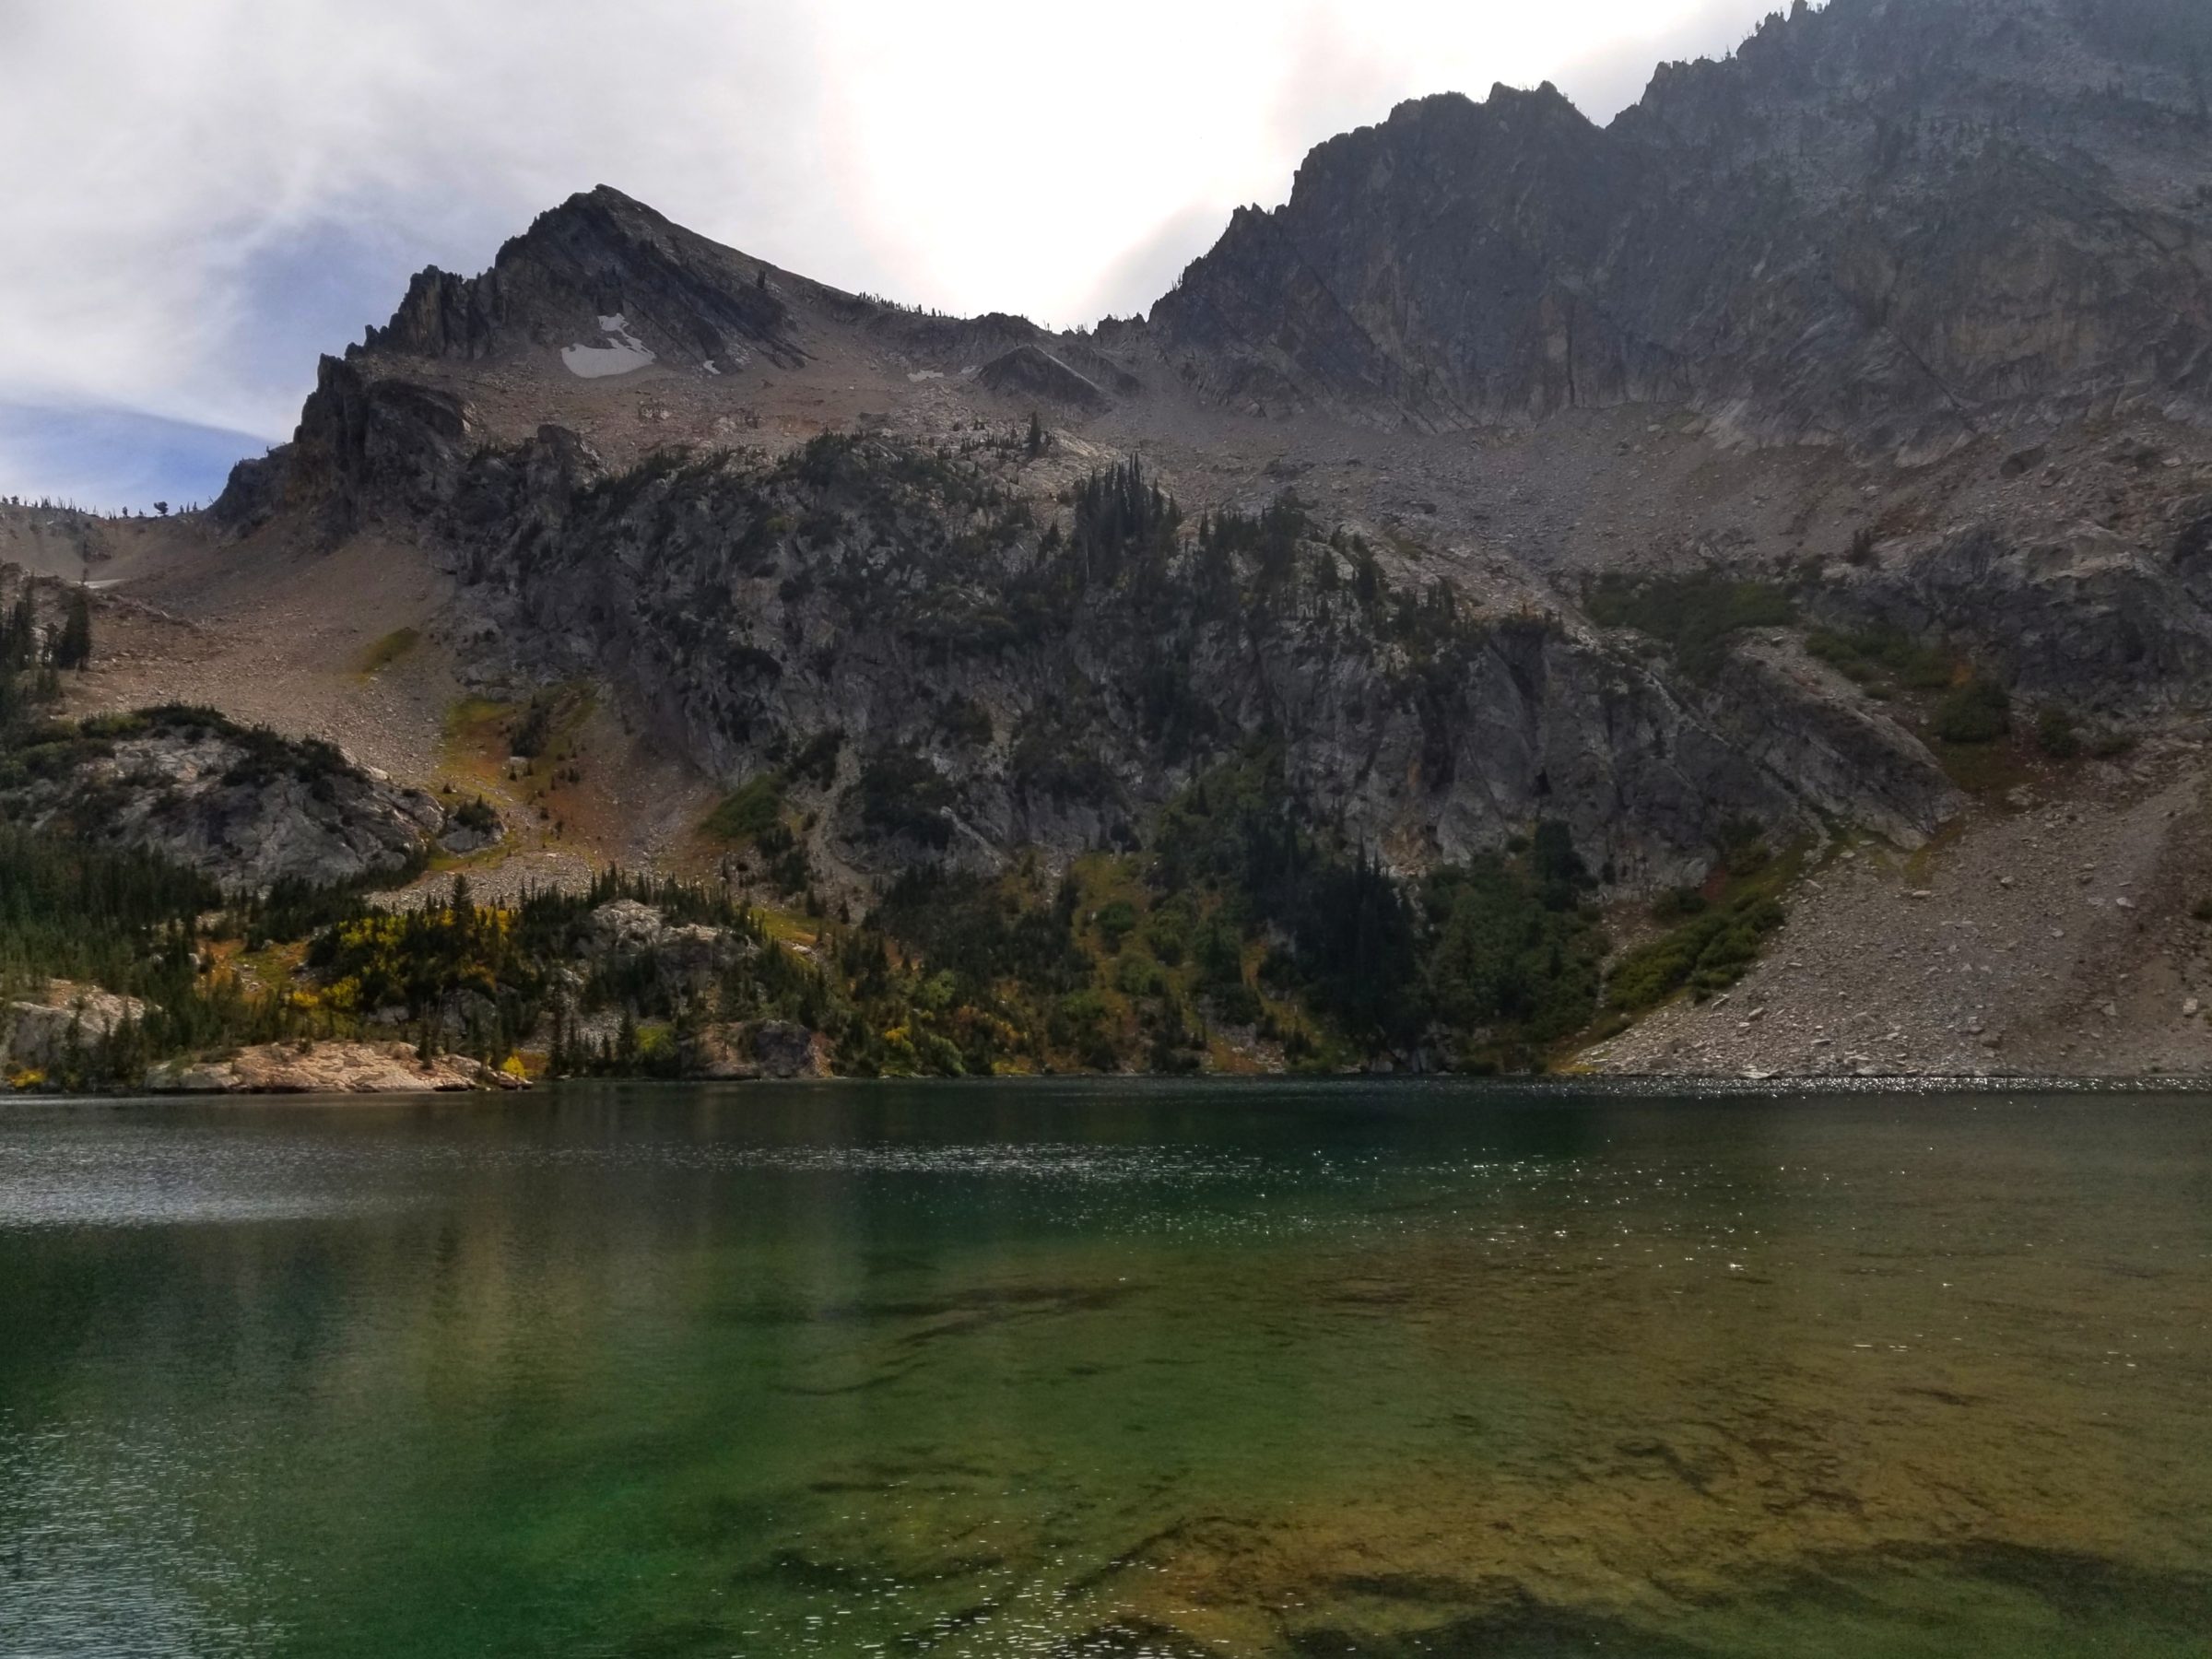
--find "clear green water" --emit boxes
[3,1082,2210,1657]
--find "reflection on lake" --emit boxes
[3,1081,2209,1656]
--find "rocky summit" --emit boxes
[13,0,2212,1085]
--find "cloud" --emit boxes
[0,0,1788,509]
[1071,205,1230,329]
[0,404,270,514]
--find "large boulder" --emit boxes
[694,1019,830,1079]
[146,1041,524,1093]
[0,706,448,890]
[2,983,149,1073]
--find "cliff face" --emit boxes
[358,183,810,375]
[1152,0,2212,448]
[188,0,2212,918]
[406,428,1959,891]
[0,705,464,889]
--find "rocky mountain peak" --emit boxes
[359,182,806,376]
[1153,0,2212,449]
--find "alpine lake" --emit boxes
[3,1080,2208,1657]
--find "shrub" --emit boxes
[1935,676,2010,745]
[1584,573,1796,679]
[786,727,844,788]
[1209,982,1263,1027]
[1145,906,1190,966]
[1806,626,1954,690]
[510,696,554,759]
[1114,954,1168,997]
[1608,889,1787,1013]
[2035,706,2082,759]
[705,774,783,841]
[1094,899,1139,952]
[857,747,956,846]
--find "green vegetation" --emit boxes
[1933,675,2011,745]
[357,628,421,677]
[1606,827,1794,1013]
[857,747,957,847]
[53,588,92,672]
[2035,705,2082,759]
[1146,747,1609,1065]
[1806,625,1956,691]
[704,774,784,841]
[1585,573,1796,679]
[450,794,500,837]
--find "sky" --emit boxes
[0,0,1788,513]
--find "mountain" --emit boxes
[12,0,2212,1084]
[1156,0,2212,449]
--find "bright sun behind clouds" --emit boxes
[0,0,1782,508]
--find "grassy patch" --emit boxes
[703,774,785,842]
[355,628,421,677]
[1605,837,1802,1013]
[1585,573,1796,679]
[508,683,594,762]
[1806,626,1957,692]
[1933,676,2010,745]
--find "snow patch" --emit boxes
[562,312,656,379]
[907,369,945,382]
[702,359,722,377]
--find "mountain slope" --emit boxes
[1155,0,2212,449]
[30,0,2212,1077]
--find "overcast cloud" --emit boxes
[0,0,1783,510]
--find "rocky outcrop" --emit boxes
[214,355,474,538]
[146,1041,525,1093]
[1151,0,2212,447]
[1701,642,1963,845]
[583,899,753,993]
[694,1019,831,1079]
[425,433,1954,888]
[0,706,449,889]
[358,183,808,375]
[167,0,2212,922]
[3,983,149,1074]
[976,346,1112,411]
[1825,522,2212,718]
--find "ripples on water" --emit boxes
[2,1080,2209,1656]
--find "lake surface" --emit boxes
[2,1081,2209,1657]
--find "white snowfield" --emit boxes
[561,313,656,379]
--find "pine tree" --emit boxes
[53,588,92,672]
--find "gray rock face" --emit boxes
[695,1019,829,1079]
[582,900,752,994]
[976,346,1112,410]
[145,1041,524,1093]
[183,0,2212,912]
[0,708,447,890]
[429,434,1951,888]
[359,183,808,375]
[3,984,149,1073]
[216,355,473,537]
[1151,0,2212,448]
